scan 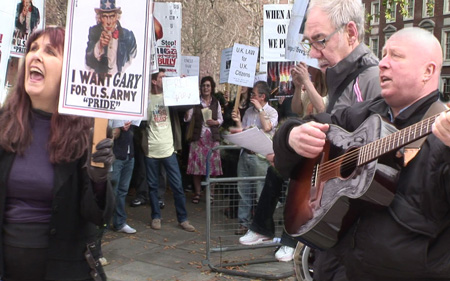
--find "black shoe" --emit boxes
[159,200,165,209]
[130,197,147,207]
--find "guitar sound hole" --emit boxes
[340,148,358,178]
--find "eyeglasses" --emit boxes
[300,24,346,54]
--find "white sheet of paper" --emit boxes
[223,127,273,156]
[162,76,200,106]
[110,119,141,128]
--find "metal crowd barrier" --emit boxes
[202,145,294,280]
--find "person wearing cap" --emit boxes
[85,0,137,74]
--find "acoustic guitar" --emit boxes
[284,110,447,250]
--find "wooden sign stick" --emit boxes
[91,117,108,168]
[233,85,242,114]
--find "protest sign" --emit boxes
[285,0,318,68]
[219,47,232,84]
[228,43,258,88]
[154,2,182,77]
[181,56,199,77]
[10,0,45,58]
[162,76,200,106]
[0,2,15,104]
[268,61,296,97]
[58,0,153,120]
[263,4,292,62]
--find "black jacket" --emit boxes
[0,149,115,280]
[274,92,450,279]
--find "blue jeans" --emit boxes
[145,153,187,223]
[111,156,135,230]
[237,152,269,228]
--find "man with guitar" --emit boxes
[274,27,450,281]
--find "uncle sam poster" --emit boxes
[59,0,153,120]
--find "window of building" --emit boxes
[386,2,396,22]
[370,37,379,58]
[441,77,450,101]
[445,0,450,15]
[419,19,435,35]
[403,0,414,20]
[442,29,450,65]
[383,25,397,43]
[371,1,380,25]
[422,0,434,18]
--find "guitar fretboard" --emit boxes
[358,112,442,165]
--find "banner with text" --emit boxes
[10,0,45,57]
[162,76,200,106]
[0,1,15,102]
[263,4,292,62]
[228,43,258,87]
[219,47,232,84]
[181,55,199,77]
[154,2,182,77]
[58,0,153,120]
[285,0,318,68]
[268,61,296,97]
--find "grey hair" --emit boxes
[253,81,271,102]
[307,0,365,42]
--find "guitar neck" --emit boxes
[358,111,446,165]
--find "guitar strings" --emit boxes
[315,114,440,180]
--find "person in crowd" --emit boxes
[302,0,380,114]
[144,69,195,232]
[222,86,252,130]
[85,0,137,74]
[110,120,137,234]
[15,0,40,37]
[291,63,328,116]
[238,69,327,262]
[284,0,382,276]
[0,26,114,281]
[231,81,278,235]
[220,86,252,218]
[274,27,450,281]
[185,76,223,204]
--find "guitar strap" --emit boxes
[402,101,448,166]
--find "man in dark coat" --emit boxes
[274,27,450,281]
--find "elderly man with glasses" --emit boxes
[292,0,381,115]
[287,0,382,280]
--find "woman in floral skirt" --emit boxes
[184,76,223,203]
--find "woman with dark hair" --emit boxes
[184,76,223,204]
[0,27,114,281]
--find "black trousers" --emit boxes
[249,165,297,248]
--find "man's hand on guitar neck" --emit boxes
[288,121,329,158]
[433,110,450,147]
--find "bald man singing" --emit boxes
[274,27,450,281]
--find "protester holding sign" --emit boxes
[144,69,195,232]
[0,27,114,281]
[184,76,223,204]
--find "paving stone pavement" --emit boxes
[101,191,297,281]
